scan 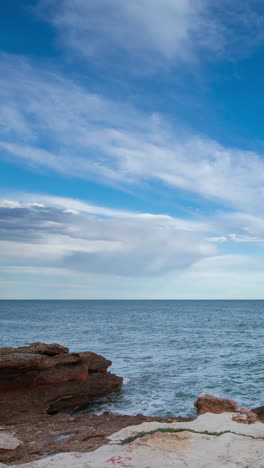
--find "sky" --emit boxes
[2,1,264,299]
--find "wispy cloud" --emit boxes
[2,3,264,299]
[1,54,264,214]
[40,0,264,70]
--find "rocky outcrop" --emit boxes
[0,389,263,467]
[252,405,264,422]
[0,343,123,420]
[194,392,239,415]
[2,412,264,467]
[0,411,192,465]
[194,392,257,424]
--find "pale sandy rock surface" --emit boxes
[0,433,22,451]
[0,432,22,463]
[3,412,264,468]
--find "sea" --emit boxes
[0,300,263,417]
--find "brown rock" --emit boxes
[0,343,123,421]
[251,405,264,422]
[194,393,257,425]
[194,392,239,415]
[31,343,69,356]
[0,411,193,465]
[232,407,257,425]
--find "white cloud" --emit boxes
[2,194,264,298]
[211,211,264,243]
[206,236,227,243]
[0,195,216,277]
[171,254,264,299]
[1,54,264,214]
[40,0,264,69]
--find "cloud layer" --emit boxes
[40,0,264,68]
[2,194,264,299]
[2,0,264,299]
[0,196,215,277]
[1,54,264,214]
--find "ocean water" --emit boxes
[0,300,263,417]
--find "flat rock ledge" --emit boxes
[0,342,123,419]
[2,412,264,467]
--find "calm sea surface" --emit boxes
[0,300,263,417]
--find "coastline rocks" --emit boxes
[0,387,263,466]
[251,405,264,422]
[194,392,257,424]
[194,392,239,415]
[0,343,123,420]
[232,407,257,424]
[0,412,192,465]
[30,342,69,356]
[3,412,264,467]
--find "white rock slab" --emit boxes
[3,412,264,468]
[0,432,22,451]
[108,411,264,443]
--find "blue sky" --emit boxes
[2,0,264,298]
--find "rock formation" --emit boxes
[194,392,239,415]
[0,342,123,420]
[2,412,264,467]
[251,405,264,422]
[194,392,257,424]
[1,343,264,468]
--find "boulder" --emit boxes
[194,392,238,415]
[251,405,264,422]
[0,343,123,420]
[194,393,257,425]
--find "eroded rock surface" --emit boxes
[252,405,264,422]
[0,411,192,465]
[194,392,239,415]
[0,343,123,420]
[0,430,22,463]
[194,392,257,424]
[2,412,264,467]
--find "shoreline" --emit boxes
[1,410,193,465]
[1,343,264,467]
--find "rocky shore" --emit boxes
[0,342,122,420]
[1,343,264,467]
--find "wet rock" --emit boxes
[0,343,123,420]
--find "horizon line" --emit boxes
[1,298,264,301]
